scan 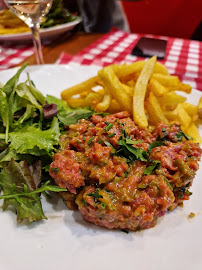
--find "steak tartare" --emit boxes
[49,111,202,231]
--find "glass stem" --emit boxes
[30,23,44,65]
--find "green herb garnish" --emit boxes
[50,167,59,173]
[105,122,113,131]
[104,141,116,153]
[108,133,116,138]
[87,136,95,145]
[117,137,149,162]
[101,202,106,210]
[87,192,103,199]
[175,130,193,142]
[143,160,160,175]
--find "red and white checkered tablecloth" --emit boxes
[0,44,34,70]
[57,28,202,91]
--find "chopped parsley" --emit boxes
[148,128,168,152]
[117,136,149,162]
[143,161,160,175]
[148,141,165,153]
[87,191,103,199]
[175,130,193,142]
[50,167,59,173]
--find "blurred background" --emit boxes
[121,0,202,40]
[0,0,201,40]
[64,0,202,40]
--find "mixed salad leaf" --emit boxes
[0,64,93,223]
[41,0,79,29]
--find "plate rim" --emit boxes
[0,18,81,40]
[0,63,201,95]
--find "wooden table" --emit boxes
[21,32,103,65]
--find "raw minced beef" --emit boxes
[49,111,202,231]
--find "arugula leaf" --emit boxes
[2,64,27,96]
[14,104,36,126]
[0,148,20,164]
[0,140,7,152]
[0,89,9,142]
[0,159,66,223]
[46,95,69,111]
[57,109,93,126]
[9,117,60,156]
[27,74,46,106]
[0,159,45,223]
[16,83,42,109]
[46,95,93,126]
[143,161,160,175]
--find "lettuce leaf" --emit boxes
[8,117,60,156]
[0,159,46,223]
[46,95,94,126]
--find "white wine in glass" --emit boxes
[4,0,53,64]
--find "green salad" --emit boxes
[41,0,79,29]
[0,64,93,223]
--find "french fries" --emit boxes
[133,56,157,128]
[98,66,132,113]
[0,10,29,35]
[61,57,202,144]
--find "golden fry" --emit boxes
[148,78,169,97]
[182,102,198,117]
[121,83,133,97]
[67,98,85,108]
[145,92,168,125]
[158,92,187,110]
[152,74,180,88]
[61,57,201,144]
[61,76,99,100]
[96,91,111,112]
[115,60,169,79]
[177,104,192,130]
[98,66,132,113]
[185,123,201,145]
[133,56,157,129]
[0,10,29,34]
[174,83,192,94]
[164,109,178,121]
[107,99,121,113]
[197,96,202,119]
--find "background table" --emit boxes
[20,32,103,65]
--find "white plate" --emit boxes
[0,64,202,270]
[0,19,81,41]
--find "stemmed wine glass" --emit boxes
[4,0,53,64]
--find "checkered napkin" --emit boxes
[57,28,202,91]
[0,44,34,70]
